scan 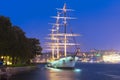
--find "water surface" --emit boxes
[10,62,120,80]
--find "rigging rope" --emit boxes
[70,28,80,56]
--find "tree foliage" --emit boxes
[0,16,42,65]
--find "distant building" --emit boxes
[76,49,120,63]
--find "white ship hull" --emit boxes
[47,56,79,69]
[45,3,80,69]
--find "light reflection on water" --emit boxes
[9,66,82,80]
[9,63,120,80]
[46,68,82,80]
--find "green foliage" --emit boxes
[0,16,42,65]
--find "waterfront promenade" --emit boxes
[0,66,37,79]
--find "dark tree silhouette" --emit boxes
[0,16,42,65]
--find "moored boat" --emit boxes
[45,3,80,69]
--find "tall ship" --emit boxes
[45,3,80,69]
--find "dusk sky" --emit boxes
[0,0,120,52]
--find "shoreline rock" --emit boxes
[0,66,37,79]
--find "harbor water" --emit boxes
[9,62,120,80]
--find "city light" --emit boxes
[103,54,120,63]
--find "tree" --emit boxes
[28,38,42,56]
[0,16,12,56]
[0,16,42,65]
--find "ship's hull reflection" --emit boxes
[46,68,82,80]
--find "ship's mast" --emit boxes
[51,28,55,59]
[56,3,75,57]
[46,3,80,60]
[50,12,61,59]
[63,3,67,57]
[56,12,60,59]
